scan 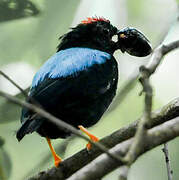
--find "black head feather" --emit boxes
[57,18,118,54]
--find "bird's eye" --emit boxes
[103,28,110,35]
[119,33,127,39]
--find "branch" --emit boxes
[124,39,179,163]
[118,38,179,180]
[67,117,179,180]
[106,40,179,167]
[146,40,179,74]
[124,67,153,163]
[108,38,179,114]
[28,97,179,180]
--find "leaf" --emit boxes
[0,0,40,22]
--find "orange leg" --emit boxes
[46,137,62,167]
[78,125,99,150]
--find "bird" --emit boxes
[16,17,152,167]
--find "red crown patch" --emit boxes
[81,17,110,24]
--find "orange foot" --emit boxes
[46,137,62,167]
[54,154,62,167]
[78,125,99,150]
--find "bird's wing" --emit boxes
[31,47,111,88]
[17,48,114,141]
[22,47,112,120]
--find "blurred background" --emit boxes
[0,0,179,179]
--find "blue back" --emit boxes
[32,48,111,88]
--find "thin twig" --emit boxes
[0,70,42,108]
[124,67,153,164]
[0,90,124,164]
[146,40,179,74]
[162,143,173,180]
[0,70,28,98]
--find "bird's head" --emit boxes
[57,17,152,56]
[57,17,119,54]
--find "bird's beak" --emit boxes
[116,27,152,57]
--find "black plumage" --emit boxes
[16,18,119,141]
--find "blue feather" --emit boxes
[32,48,111,87]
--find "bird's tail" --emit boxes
[16,118,43,141]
